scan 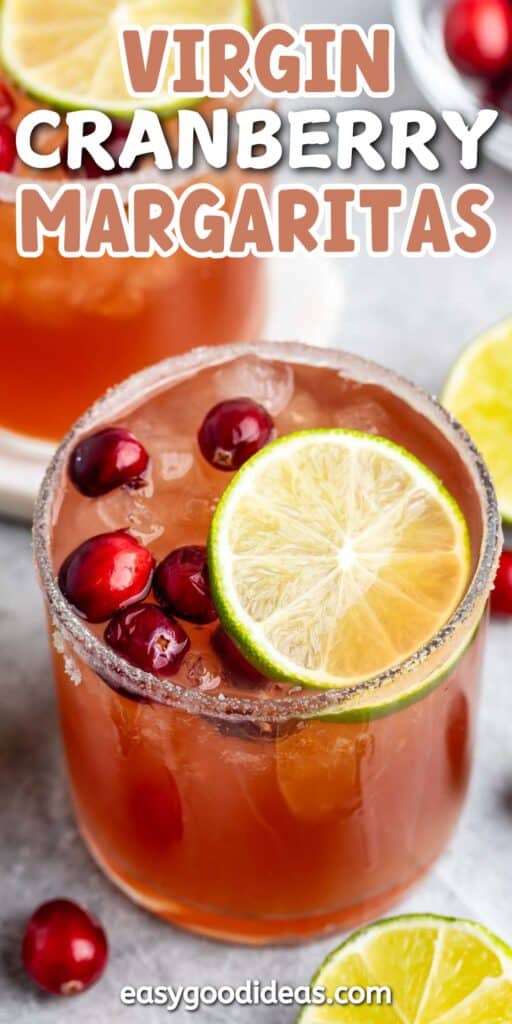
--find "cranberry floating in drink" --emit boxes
[154,546,218,625]
[105,604,190,676]
[198,398,275,471]
[212,626,266,688]
[69,428,149,497]
[0,83,13,121]
[58,531,155,622]
[0,122,15,171]
[35,342,501,944]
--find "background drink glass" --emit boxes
[0,1,281,443]
[34,341,501,945]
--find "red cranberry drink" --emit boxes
[34,342,501,944]
[0,0,274,442]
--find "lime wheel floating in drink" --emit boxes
[208,429,471,714]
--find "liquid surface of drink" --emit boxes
[52,351,482,700]
[39,345,497,943]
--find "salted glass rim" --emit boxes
[33,340,501,722]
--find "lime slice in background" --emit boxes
[208,430,471,691]
[0,0,252,116]
[298,914,512,1023]
[442,318,512,524]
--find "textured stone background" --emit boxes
[2,1,512,1021]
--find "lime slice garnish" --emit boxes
[312,622,477,722]
[442,317,512,524]
[299,915,512,1023]
[208,430,470,691]
[0,0,252,116]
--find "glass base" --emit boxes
[84,828,433,946]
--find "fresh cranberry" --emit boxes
[491,549,512,615]
[198,398,275,471]
[105,603,190,676]
[154,546,217,624]
[212,627,266,688]
[22,899,107,996]
[444,0,512,79]
[63,119,131,178]
[0,123,15,172]
[0,84,14,122]
[484,72,512,112]
[58,531,155,623]
[69,427,149,497]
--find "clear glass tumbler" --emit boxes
[34,341,501,944]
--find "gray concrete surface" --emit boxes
[2,1,512,1021]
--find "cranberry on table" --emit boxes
[22,899,108,996]
[154,546,218,625]
[212,627,266,688]
[198,398,275,471]
[490,549,512,615]
[105,603,190,676]
[58,531,155,623]
[444,0,512,79]
[0,123,16,173]
[69,427,149,497]
[0,84,14,122]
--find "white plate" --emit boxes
[0,254,343,521]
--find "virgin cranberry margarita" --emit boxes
[34,342,500,943]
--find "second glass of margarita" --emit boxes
[34,342,500,944]
[0,0,276,442]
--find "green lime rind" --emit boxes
[0,0,253,119]
[298,914,512,1024]
[0,59,203,120]
[441,316,512,526]
[208,428,471,693]
[309,622,479,724]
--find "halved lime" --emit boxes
[0,0,252,116]
[442,318,512,523]
[299,914,512,1023]
[208,430,471,691]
